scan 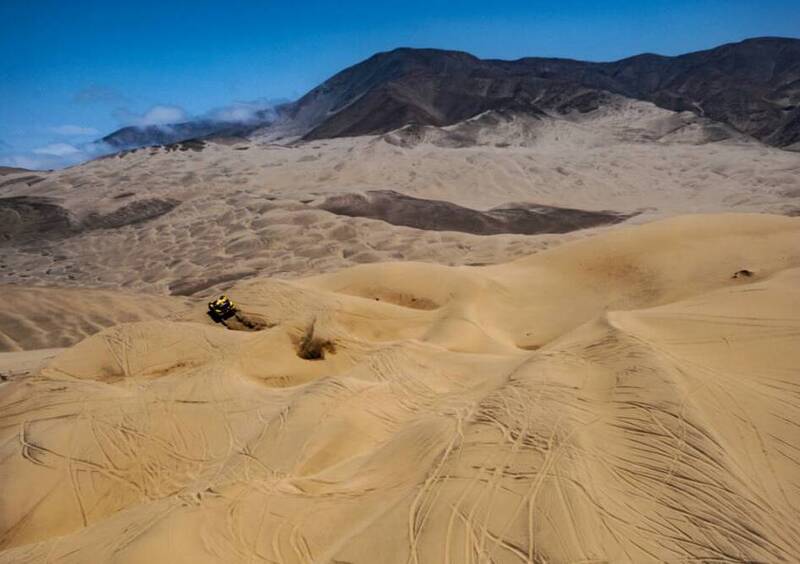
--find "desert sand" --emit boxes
[1,213,799,562]
[2,99,799,298]
[0,285,192,352]
[1,96,800,562]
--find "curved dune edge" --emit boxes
[1,214,799,562]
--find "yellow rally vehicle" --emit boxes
[207,295,238,323]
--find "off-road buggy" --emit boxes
[208,295,238,323]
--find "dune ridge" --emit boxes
[1,214,799,562]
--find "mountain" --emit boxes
[288,37,800,147]
[521,36,800,148]
[97,37,800,150]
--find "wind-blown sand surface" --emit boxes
[2,100,799,297]
[0,286,191,352]
[1,214,799,562]
[1,98,800,562]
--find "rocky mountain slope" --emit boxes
[101,37,800,150]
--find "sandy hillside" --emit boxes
[1,214,799,562]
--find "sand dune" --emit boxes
[0,285,191,352]
[1,214,799,562]
[1,96,799,562]
[2,99,799,296]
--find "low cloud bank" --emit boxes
[113,99,278,129]
[33,143,82,157]
[113,105,189,127]
[0,140,113,171]
[98,99,280,151]
[0,98,281,170]
[204,99,277,124]
[1,121,114,170]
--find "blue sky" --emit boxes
[1,0,799,169]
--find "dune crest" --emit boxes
[1,214,799,562]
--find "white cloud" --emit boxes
[50,125,100,136]
[0,154,52,170]
[138,105,188,126]
[1,140,114,171]
[0,152,76,170]
[205,99,276,123]
[114,105,188,127]
[33,143,82,157]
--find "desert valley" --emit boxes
[1,36,800,562]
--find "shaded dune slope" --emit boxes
[318,190,634,235]
[0,196,180,245]
[1,214,799,562]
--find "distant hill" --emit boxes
[101,118,272,149]
[98,37,800,151]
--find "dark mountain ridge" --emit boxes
[100,37,800,150]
